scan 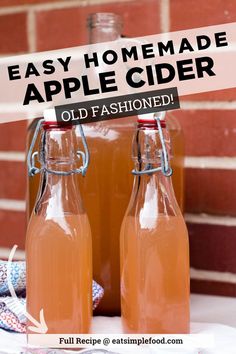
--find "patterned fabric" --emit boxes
[0,261,26,296]
[0,260,104,333]
[0,297,26,333]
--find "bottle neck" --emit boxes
[42,126,75,172]
[87,13,123,44]
[133,125,170,170]
[34,127,83,217]
[130,126,180,217]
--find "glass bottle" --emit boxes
[77,13,134,315]
[120,113,189,334]
[26,114,92,334]
[26,12,185,316]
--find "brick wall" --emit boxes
[0,0,236,296]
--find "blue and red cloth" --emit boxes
[0,260,104,333]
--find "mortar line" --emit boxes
[185,156,236,170]
[0,199,26,211]
[190,267,236,284]
[185,213,236,227]
[0,247,25,260]
[160,0,170,33]
[0,151,25,161]
[27,9,36,53]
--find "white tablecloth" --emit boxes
[1,294,236,354]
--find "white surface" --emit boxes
[1,294,236,354]
[191,294,236,328]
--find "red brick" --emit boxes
[0,121,27,151]
[187,222,236,273]
[36,0,160,51]
[185,169,236,216]
[191,279,236,297]
[174,110,236,157]
[170,0,236,31]
[0,13,28,54]
[0,210,26,249]
[0,161,26,200]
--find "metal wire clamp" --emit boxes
[132,116,173,177]
[27,119,90,177]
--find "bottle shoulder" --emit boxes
[121,213,188,240]
[26,213,91,241]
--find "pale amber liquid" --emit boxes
[26,214,92,334]
[120,215,189,334]
[77,118,133,315]
[27,117,184,315]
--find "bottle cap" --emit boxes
[137,112,166,127]
[43,108,72,130]
[43,108,57,122]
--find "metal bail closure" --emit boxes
[132,115,173,177]
[155,117,173,177]
[27,117,90,177]
[27,118,44,177]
